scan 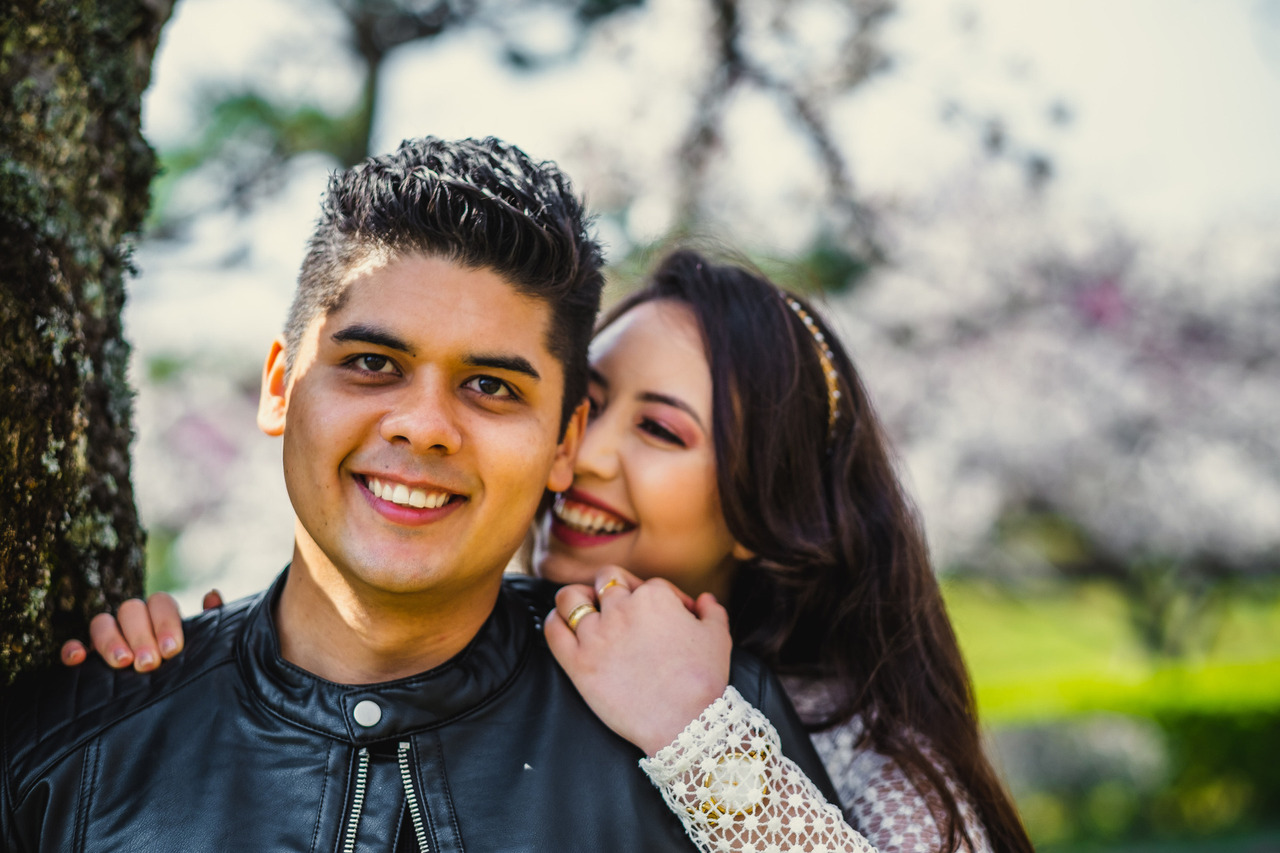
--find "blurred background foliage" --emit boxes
[125,0,1280,849]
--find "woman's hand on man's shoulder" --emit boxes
[59,589,222,672]
[544,566,732,756]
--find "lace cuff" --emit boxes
[640,686,878,853]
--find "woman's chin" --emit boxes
[532,546,606,587]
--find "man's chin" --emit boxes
[340,553,491,596]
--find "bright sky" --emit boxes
[143,0,1280,243]
[854,0,1280,232]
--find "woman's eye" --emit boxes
[466,375,513,398]
[586,395,602,420]
[639,418,685,447]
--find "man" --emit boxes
[1,136,836,851]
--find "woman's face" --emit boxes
[532,299,740,598]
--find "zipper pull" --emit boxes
[341,747,370,853]
[398,741,431,853]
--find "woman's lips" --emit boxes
[549,491,635,546]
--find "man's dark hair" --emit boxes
[287,136,604,433]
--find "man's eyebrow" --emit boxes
[331,325,414,355]
[639,392,706,432]
[588,367,609,389]
[466,353,542,382]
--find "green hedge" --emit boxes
[1017,710,1280,847]
[941,579,1280,848]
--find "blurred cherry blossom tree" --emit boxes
[128,0,1278,664]
[830,179,1280,655]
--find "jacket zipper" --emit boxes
[398,741,431,852]
[342,747,371,853]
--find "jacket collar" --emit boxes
[237,569,533,744]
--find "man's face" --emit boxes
[259,252,579,602]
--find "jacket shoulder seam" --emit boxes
[9,658,237,808]
[308,740,333,853]
[73,736,98,852]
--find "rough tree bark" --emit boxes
[1,0,174,682]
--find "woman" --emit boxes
[67,249,1032,853]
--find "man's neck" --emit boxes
[274,552,502,685]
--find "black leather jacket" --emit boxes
[3,571,837,851]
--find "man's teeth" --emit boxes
[368,477,450,509]
[555,501,627,534]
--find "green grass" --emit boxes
[1040,828,1280,853]
[942,579,1280,722]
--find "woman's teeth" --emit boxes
[554,500,628,534]
[367,477,451,509]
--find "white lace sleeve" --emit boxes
[638,686,879,853]
[807,714,994,853]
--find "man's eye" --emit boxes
[466,376,513,398]
[353,354,396,374]
[586,395,602,420]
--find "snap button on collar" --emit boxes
[353,699,382,727]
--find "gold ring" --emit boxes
[599,578,622,594]
[565,602,597,633]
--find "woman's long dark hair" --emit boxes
[600,249,1033,853]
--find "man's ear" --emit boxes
[546,398,589,493]
[731,542,756,562]
[257,337,289,437]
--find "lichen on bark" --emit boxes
[1,0,175,682]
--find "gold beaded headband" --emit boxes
[784,296,842,441]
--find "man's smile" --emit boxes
[363,475,456,509]
[356,473,467,525]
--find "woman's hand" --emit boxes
[545,567,731,757]
[59,590,223,671]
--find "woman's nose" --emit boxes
[573,413,621,480]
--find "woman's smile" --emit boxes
[549,489,637,545]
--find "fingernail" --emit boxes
[160,637,178,656]
[112,648,132,664]
[136,651,157,668]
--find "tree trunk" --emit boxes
[1,0,174,682]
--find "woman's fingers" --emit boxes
[201,589,223,611]
[594,574,634,607]
[634,575,696,611]
[693,591,729,628]
[60,640,88,666]
[64,591,194,671]
[147,592,185,659]
[116,598,163,671]
[594,566,642,598]
[90,610,136,669]
[543,576,733,755]
[553,583,600,637]
[543,606,575,661]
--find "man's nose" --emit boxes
[573,412,621,480]
[379,375,463,454]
